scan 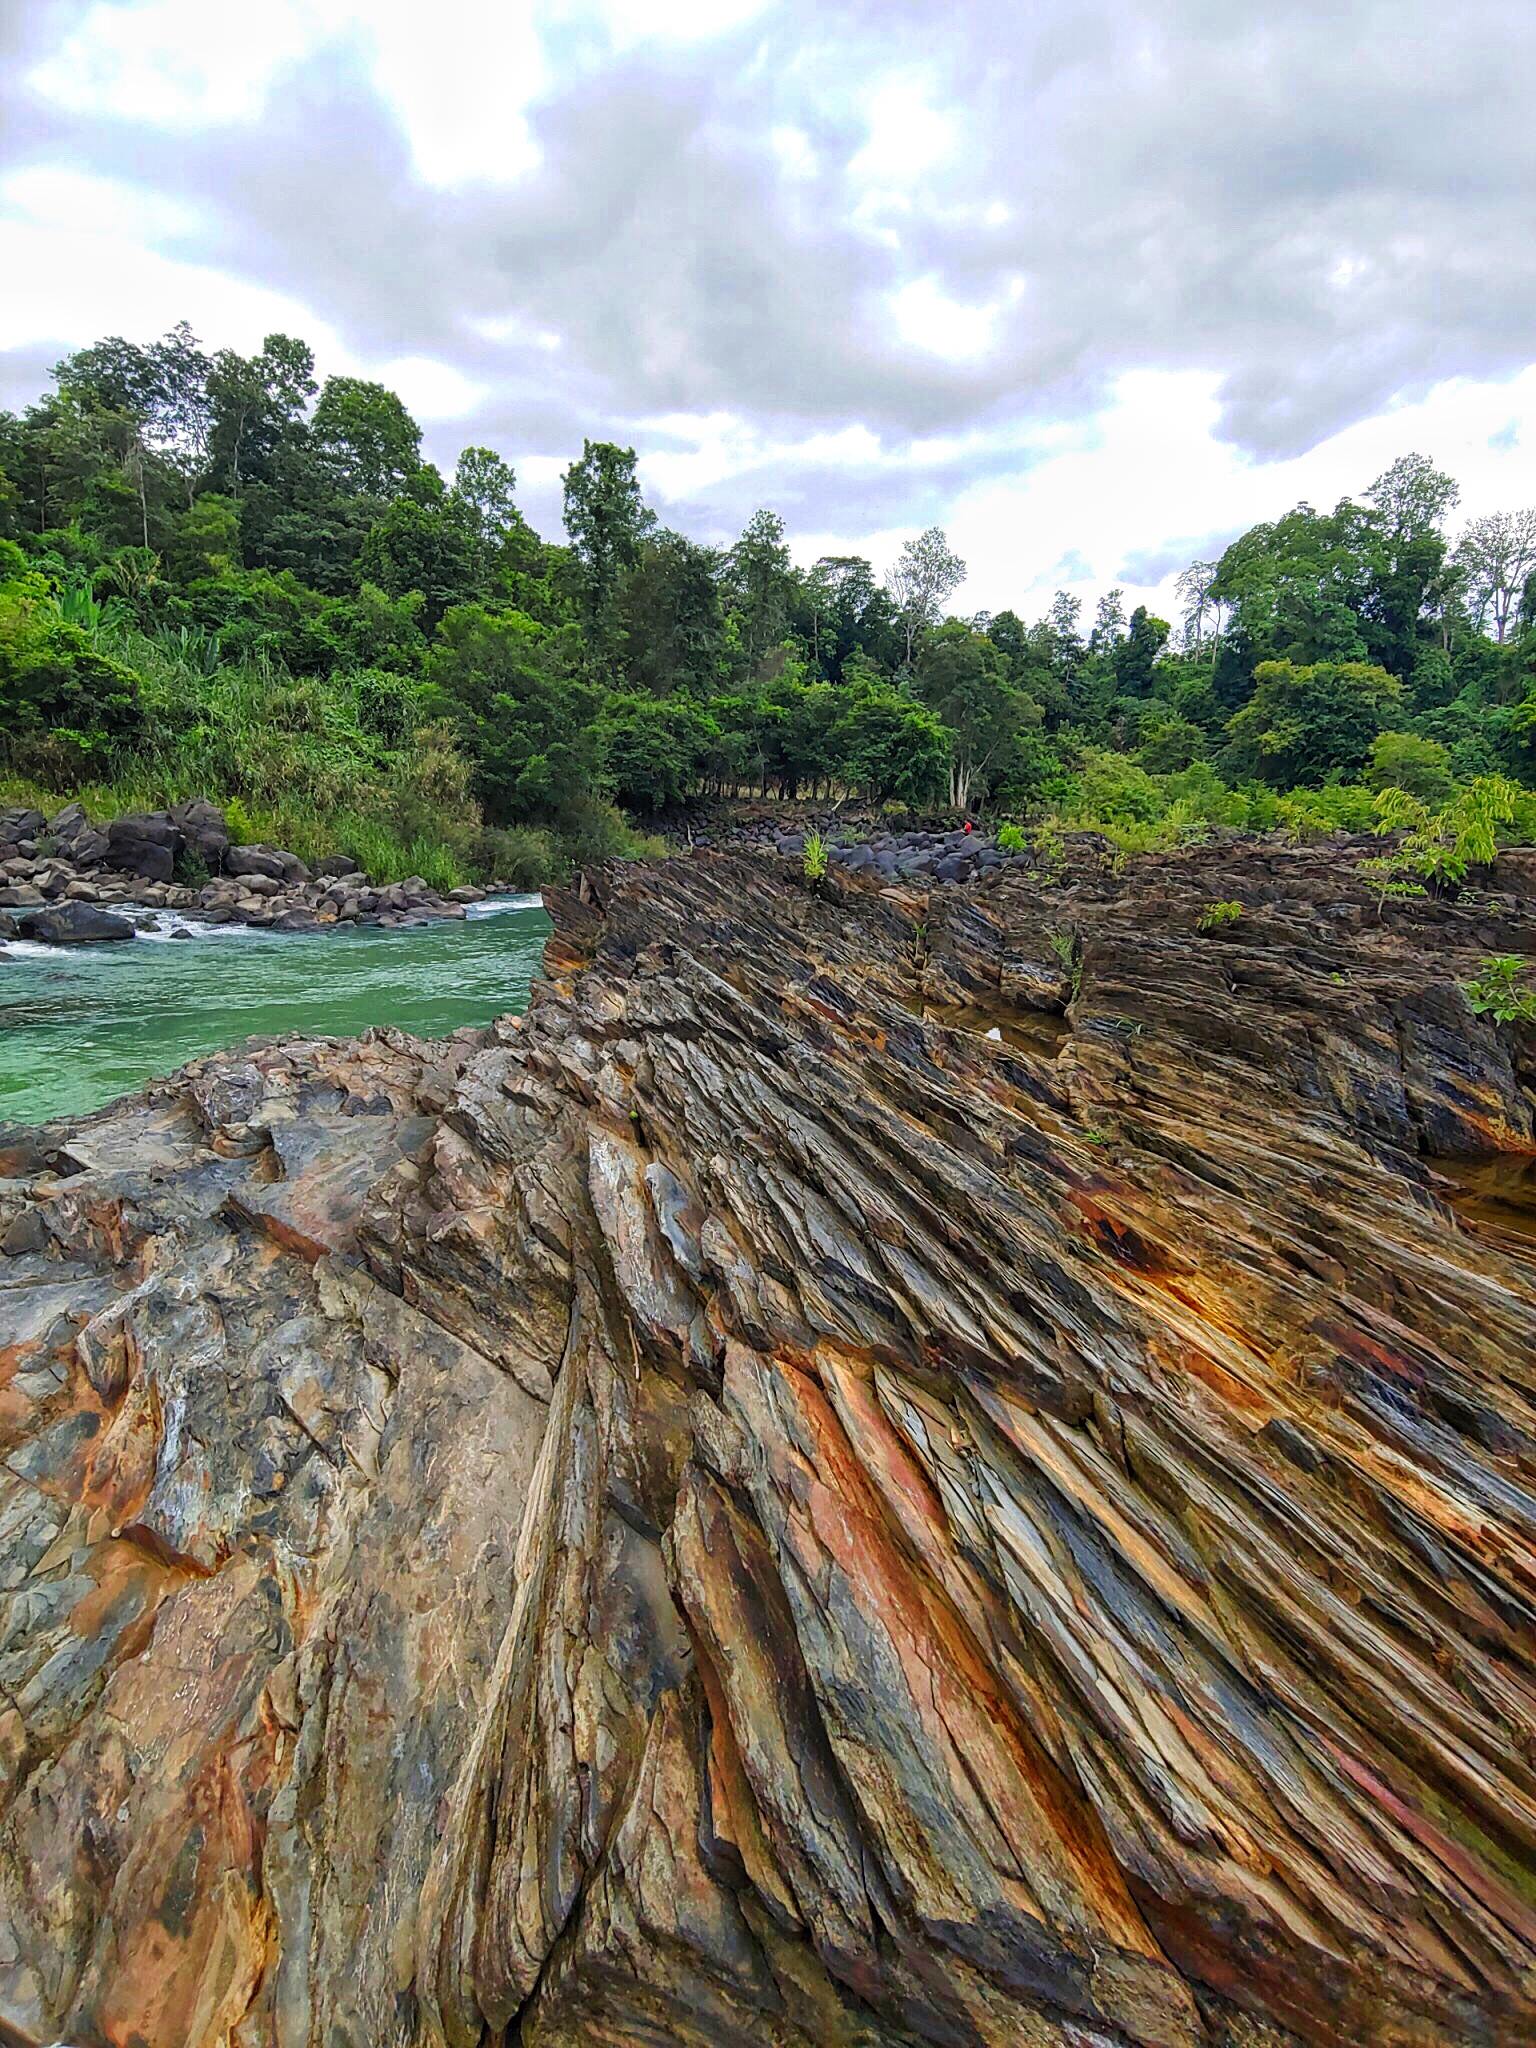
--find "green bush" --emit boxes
[996,821,1027,851]
[1462,955,1536,1024]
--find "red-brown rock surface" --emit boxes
[1,841,1534,2046]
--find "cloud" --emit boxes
[1,0,1534,618]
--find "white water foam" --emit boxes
[466,893,544,918]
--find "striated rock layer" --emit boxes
[2,842,1535,2047]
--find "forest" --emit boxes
[3,321,1535,886]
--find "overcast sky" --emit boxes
[3,0,1534,618]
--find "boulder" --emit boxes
[48,800,112,867]
[227,843,308,884]
[169,796,232,869]
[16,901,135,944]
[0,806,45,848]
[105,812,182,884]
[314,854,360,878]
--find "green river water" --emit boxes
[0,895,551,1127]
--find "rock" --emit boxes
[16,900,135,943]
[47,800,112,867]
[227,842,309,884]
[105,811,182,883]
[0,883,44,908]
[448,885,487,903]
[169,796,231,869]
[2,844,1535,2046]
[314,853,360,878]
[0,806,45,847]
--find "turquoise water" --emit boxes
[0,896,551,1126]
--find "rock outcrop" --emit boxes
[1,842,1534,2047]
[0,799,485,945]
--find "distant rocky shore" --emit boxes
[0,799,489,948]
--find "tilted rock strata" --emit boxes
[1,842,1534,2046]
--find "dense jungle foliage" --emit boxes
[3,323,1535,883]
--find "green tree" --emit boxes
[425,604,597,823]
[1366,731,1456,806]
[1223,658,1401,786]
[311,376,422,497]
[727,508,796,669]
[886,526,966,666]
[562,439,652,666]
[915,622,1039,810]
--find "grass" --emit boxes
[1,624,666,889]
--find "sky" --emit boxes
[2,0,1534,622]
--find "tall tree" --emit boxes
[562,439,652,667]
[886,525,966,665]
[311,376,422,497]
[1456,510,1536,643]
[728,508,796,667]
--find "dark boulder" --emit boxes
[228,844,308,884]
[314,854,360,878]
[105,813,182,884]
[47,801,111,867]
[170,797,231,869]
[17,902,135,944]
[0,807,46,848]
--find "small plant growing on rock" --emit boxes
[1047,926,1083,1001]
[1197,899,1242,932]
[1032,821,1067,883]
[802,831,829,886]
[1462,955,1536,1024]
[997,821,1027,852]
[1360,776,1521,909]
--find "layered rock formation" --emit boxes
[1,841,1534,2046]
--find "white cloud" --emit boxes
[379,355,488,421]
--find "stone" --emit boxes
[169,796,231,869]
[225,843,290,882]
[104,811,182,883]
[15,900,135,943]
[0,806,45,847]
[314,853,361,878]
[1,843,1535,2047]
[47,799,112,867]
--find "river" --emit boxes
[0,895,552,1126]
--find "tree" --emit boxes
[1366,731,1456,806]
[425,604,596,823]
[358,469,480,628]
[562,440,652,666]
[727,508,796,668]
[1456,510,1536,643]
[833,680,950,803]
[1366,452,1459,548]
[1175,560,1225,650]
[620,530,724,698]
[1090,589,1126,651]
[914,622,1039,810]
[311,376,422,497]
[1223,658,1401,787]
[886,525,966,665]
[597,694,715,811]
[451,447,519,547]
[207,333,316,494]
[1112,606,1170,696]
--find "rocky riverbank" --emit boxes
[0,799,486,948]
[1,840,1535,2044]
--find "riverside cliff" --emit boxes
[1,839,1534,2047]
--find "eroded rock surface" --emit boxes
[1,843,1534,2046]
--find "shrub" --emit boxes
[802,831,829,883]
[996,821,1026,851]
[1361,775,1522,905]
[1197,899,1243,932]
[1462,955,1536,1024]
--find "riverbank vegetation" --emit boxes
[3,324,1535,881]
